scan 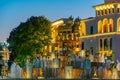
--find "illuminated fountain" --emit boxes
[25,56,33,78]
[8,62,23,79]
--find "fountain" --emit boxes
[8,62,22,79]
[25,57,33,78]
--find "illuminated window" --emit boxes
[98,20,102,33]
[108,9,111,14]
[80,22,86,36]
[104,24,107,33]
[117,18,120,31]
[97,11,100,16]
[112,8,114,13]
[109,19,113,32]
[105,9,107,14]
[109,24,112,32]
[103,19,108,33]
[101,10,104,15]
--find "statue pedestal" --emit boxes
[65,66,73,79]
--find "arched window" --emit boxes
[117,18,120,32]
[103,19,108,33]
[104,24,107,32]
[98,20,102,33]
[101,10,104,15]
[80,21,86,36]
[105,9,107,14]
[109,19,113,32]
[112,8,114,13]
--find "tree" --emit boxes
[7,16,52,66]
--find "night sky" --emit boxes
[0,0,104,41]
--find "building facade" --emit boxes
[51,17,80,55]
[80,0,120,61]
[51,0,120,61]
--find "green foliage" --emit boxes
[7,16,52,67]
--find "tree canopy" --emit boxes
[7,16,52,66]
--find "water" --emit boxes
[8,62,22,79]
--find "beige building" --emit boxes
[79,0,120,61]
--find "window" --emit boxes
[109,24,112,32]
[104,39,108,51]
[112,8,114,13]
[100,39,102,51]
[105,9,107,14]
[108,9,111,14]
[97,11,100,16]
[81,42,84,50]
[90,26,93,34]
[101,10,104,15]
[110,38,112,50]
[117,8,120,13]
[104,24,107,33]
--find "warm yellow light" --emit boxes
[110,4,114,8]
[96,7,100,10]
[118,4,120,8]
[103,5,107,9]
[80,32,120,39]
[107,5,110,9]
[100,6,103,10]
[75,48,80,52]
[52,20,64,26]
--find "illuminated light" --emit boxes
[75,48,80,52]
[118,4,120,8]
[52,20,64,26]
[80,32,120,39]
[107,5,110,9]
[100,6,103,10]
[110,4,114,8]
[103,5,107,9]
[96,7,100,10]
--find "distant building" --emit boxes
[51,17,80,55]
[0,42,9,71]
